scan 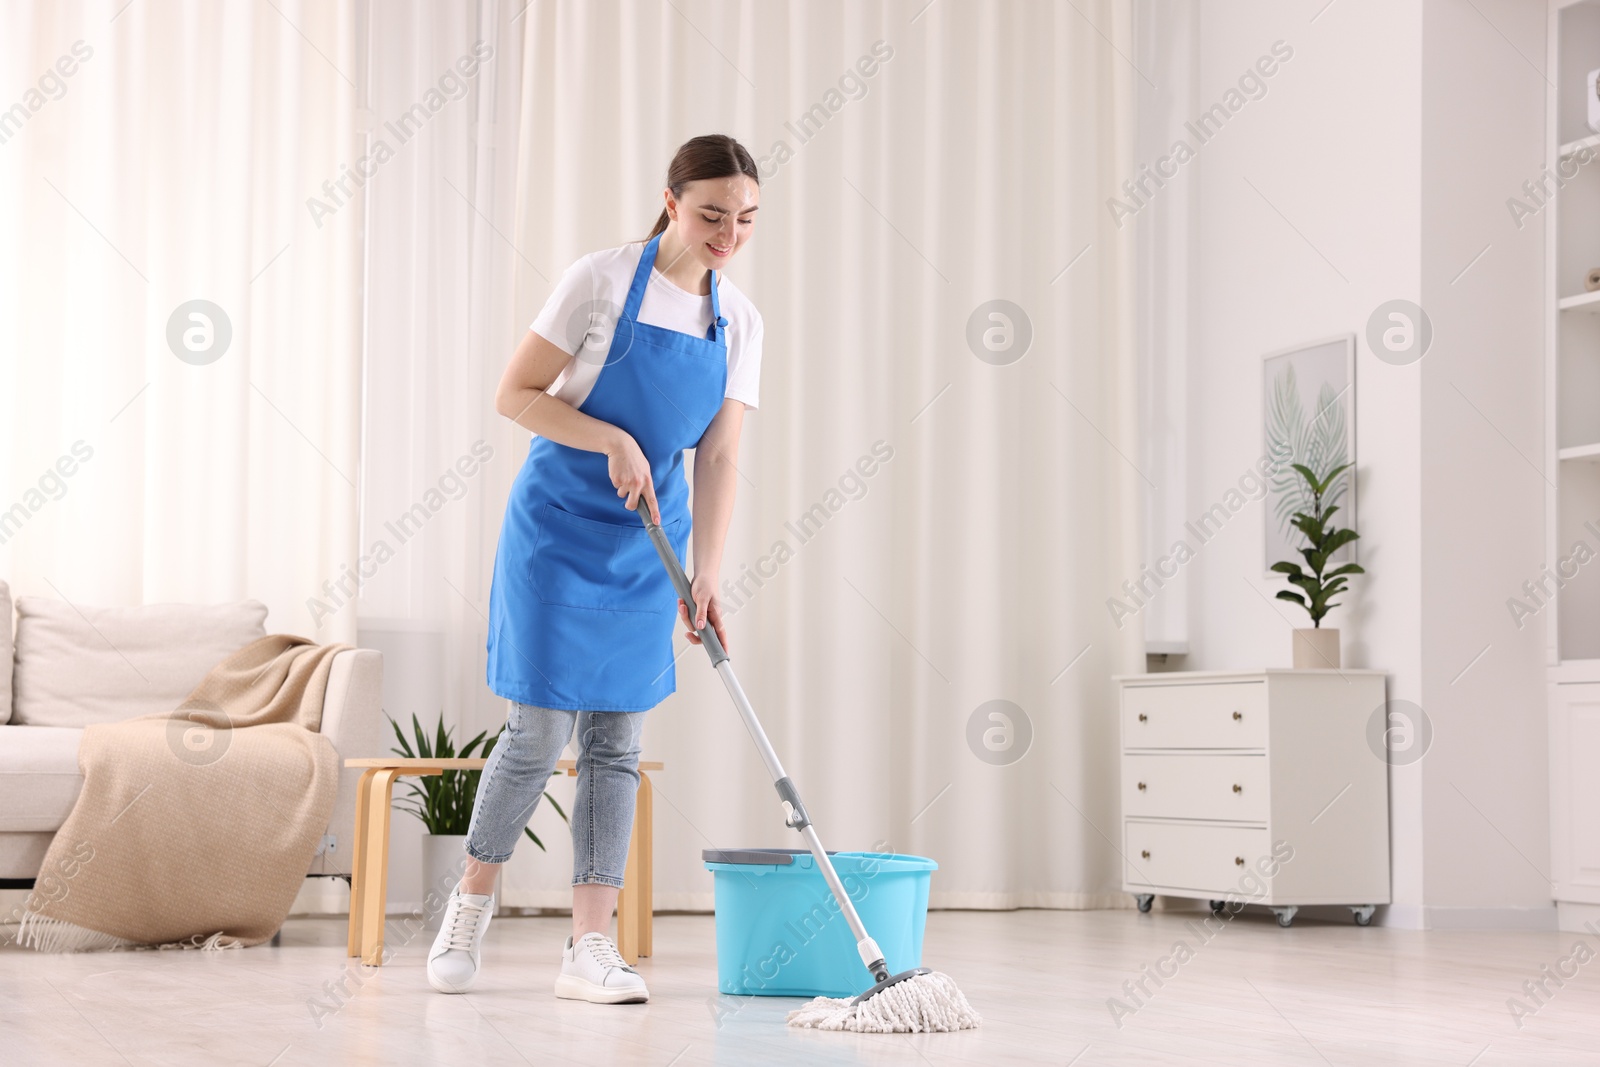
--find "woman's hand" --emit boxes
[679,572,729,652]
[606,430,658,524]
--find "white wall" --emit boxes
[1418,0,1550,922]
[1177,0,1425,916]
[1160,0,1549,925]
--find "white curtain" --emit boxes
[362,0,1142,912]
[3,0,1141,913]
[0,1,362,641]
[352,2,527,705]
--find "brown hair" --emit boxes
[644,134,760,241]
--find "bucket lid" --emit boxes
[700,847,832,866]
[701,848,937,873]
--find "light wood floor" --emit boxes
[3,907,1599,1065]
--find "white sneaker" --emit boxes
[553,932,649,1004]
[426,888,495,993]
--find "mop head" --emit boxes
[785,970,981,1033]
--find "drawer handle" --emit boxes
[1141,850,1151,860]
[1232,711,1242,721]
[1232,784,1242,794]
[1137,782,1147,792]
[1234,856,1245,866]
[1138,713,1148,722]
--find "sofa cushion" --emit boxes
[0,579,12,726]
[11,596,269,728]
[0,725,86,831]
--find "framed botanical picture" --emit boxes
[1262,335,1356,577]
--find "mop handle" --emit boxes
[638,507,729,667]
[638,506,892,983]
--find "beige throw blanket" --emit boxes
[17,634,350,952]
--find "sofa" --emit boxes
[0,579,384,884]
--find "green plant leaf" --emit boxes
[389,714,415,758]
[1307,386,1349,501]
[458,730,490,759]
[1319,528,1359,554]
[1274,385,1350,532]
[387,711,568,845]
[1317,461,1353,496]
[1270,438,1357,626]
[1292,515,1328,545]
[544,781,570,823]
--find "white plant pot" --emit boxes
[1292,627,1341,669]
[421,833,489,933]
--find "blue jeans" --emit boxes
[464,701,645,888]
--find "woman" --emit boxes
[427,134,762,1004]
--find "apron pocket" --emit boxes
[530,503,683,613]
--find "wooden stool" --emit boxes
[343,756,660,966]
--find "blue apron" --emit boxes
[486,233,729,711]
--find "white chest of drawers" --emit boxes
[1114,669,1390,927]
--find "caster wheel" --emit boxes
[1134,894,1154,913]
[1272,906,1298,928]
[1351,905,1375,926]
[1208,899,1227,915]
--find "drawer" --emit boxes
[1124,820,1272,894]
[1122,682,1266,749]
[1123,754,1267,822]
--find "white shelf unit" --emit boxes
[1548,1,1600,664]
[1558,442,1600,460]
[1562,131,1600,160]
[1547,0,1600,920]
[1558,289,1600,311]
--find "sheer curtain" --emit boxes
[361,0,1142,913]
[3,0,1141,915]
[0,4,362,634]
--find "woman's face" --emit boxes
[669,174,759,269]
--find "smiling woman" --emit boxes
[423,133,768,1005]
[642,134,762,263]
[523,141,765,422]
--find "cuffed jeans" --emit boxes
[464,701,645,889]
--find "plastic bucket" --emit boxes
[701,848,936,998]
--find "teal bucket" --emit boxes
[701,848,936,998]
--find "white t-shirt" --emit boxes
[529,241,762,411]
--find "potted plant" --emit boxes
[388,712,569,930]
[1271,461,1364,668]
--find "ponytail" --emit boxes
[643,134,760,242]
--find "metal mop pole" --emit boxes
[640,510,894,985]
